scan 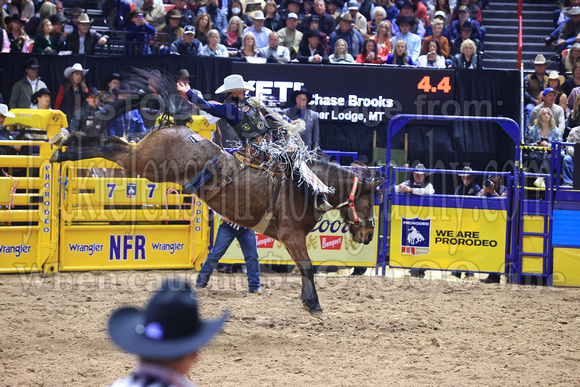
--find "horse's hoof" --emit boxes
[309,310,324,320]
[49,131,68,147]
[49,149,61,163]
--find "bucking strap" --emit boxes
[183,157,220,195]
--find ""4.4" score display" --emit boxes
[417,76,452,93]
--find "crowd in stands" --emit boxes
[0,0,487,66]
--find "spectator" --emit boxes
[528,87,566,135]
[264,0,282,32]
[107,84,147,141]
[5,14,31,53]
[411,0,428,24]
[54,1,67,21]
[0,104,20,156]
[33,18,57,54]
[186,0,203,17]
[450,38,481,69]
[449,5,483,42]
[451,0,481,24]
[544,71,568,116]
[563,43,580,74]
[385,38,415,65]
[297,28,328,63]
[170,25,203,55]
[367,6,387,39]
[24,1,55,38]
[347,0,368,37]
[381,0,399,20]
[236,31,260,59]
[425,10,453,41]
[30,87,51,109]
[418,39,445,68]
[429,0,453,28]
[392,15,421,63]
[283,88,319,149]
[7,0,34,24]
[107,279,228,387]
[141,0,166,30]
[371,20,393,60]
[356,39,383,63]
[100,73,121,104]
[420,19,449,58]
[0,15,9,53]
[281,0,304,24]
[450,20,481,56]
[563,62,580,96]
[199,0,227,33]
[193,12,211,46]
[392,0,425,39]
[563,126,580,186]
[278,12,302,54]
[48,14,67,52]
[69,87,105,136]
[54,63,89,121]
[329,38,356,63]
[196,217,262,293]
[155,9,184,53]
[64,13,108,55]
[226,0,246,24]
[126,9,156,55]
[327,0,344,19]
[328,13,364,57]
[303,0,336,36]
[558,7,580,51]
[172,0,196,28]
[526,107,562,187]
[260,31,290,63]
[200,28,229,56]
[9,58,47,109]
[243,10,271,49]
[222,15,243,52]
[175,68,201,116]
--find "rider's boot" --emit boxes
[315,194,333,212]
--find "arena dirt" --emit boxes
[1,269,579,386]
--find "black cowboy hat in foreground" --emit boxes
[108,279,229,359]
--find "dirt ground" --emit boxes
[1,269,580,386]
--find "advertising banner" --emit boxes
[220,207,379,267]
[233,63,455,124]
[390,205,507,273]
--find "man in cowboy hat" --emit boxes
[558,6,580,51]
[391,0,425,38]
[107,84,147,141]
[155,8,184,50]
[171,0,196,27]
[9,58,48,109]
[64,13,108,55]
[524,54,551,128]
[449,5,483,42]
[301,0,335,36]
[100,73,122,104]
[176,69,201,116]
[178,74,335,210]
[283,88,319,149]
[0,104,21,155]
[31,88,52,110]
[297,28,328,63]
[450,20,482,56]
[392,15,421,63]
[328,13,364,57]
[243,10,272,49]
[108,278,228,387]
[69,87,106,136]
[454,166,481,196]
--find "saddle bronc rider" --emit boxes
[177,74,333,210]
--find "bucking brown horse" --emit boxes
[50,70,383,319]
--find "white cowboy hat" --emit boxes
[0,104,15,118]
[458,166,473,177]
[77,13,93,24]
[548,71,565,85]
[215,74,255,94]
[413,163,428,175]
[251,10,265,21]
[64,63,89,79]
[529,54,551,66]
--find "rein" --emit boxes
[335,175,375,228]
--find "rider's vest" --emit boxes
[233,100,270,144]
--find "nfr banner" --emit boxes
[233,62,455,124]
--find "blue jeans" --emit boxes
[196,222,261,292]
[563,154,574,185]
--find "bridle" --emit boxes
[335,175,376,228]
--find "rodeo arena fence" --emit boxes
[1,109,580,288]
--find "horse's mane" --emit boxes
[128,68,194,127]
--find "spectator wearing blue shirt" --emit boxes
[391,0,425,39]
[328,13,364,57]
[107,84,147,141]
[243,10,272,49]
[392,15,421,63]
[425,10,453,41]
[198,0,227,35]
[126,9,156,55]
[170,25,203,55]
